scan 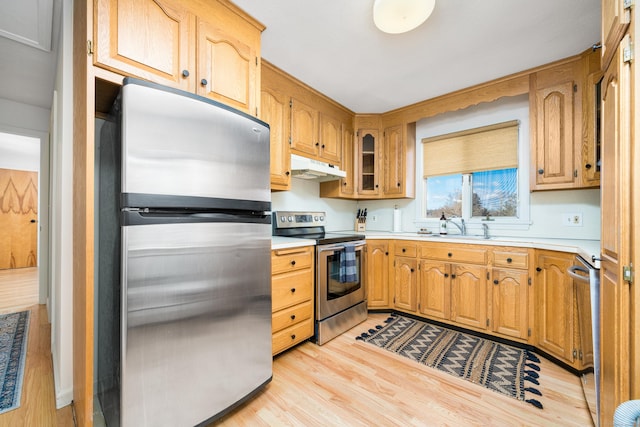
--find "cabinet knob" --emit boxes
[385,252,389,256]
[397,182,401,187]
[182,70,190,77]
[285,171,290,176]
[451,274,456,279]
[375,184,379,188]
[291,315,296,320]
[315,142,320,147]
[410,268,414,273]
[290,260,296,266]
[444,273,449,278]
[30,219,37,223]
[321,144,325,149]
[343,182,347,186]
[402,248,406,253]
[538,169,544,175]
[291,334,296,340]
[493,279,499,285]
[290,288,296,293]
[506,257,513,263]
[536,267,542,272]
[585,163,592,169]
[200,78,208,86]
[447,252,452,257]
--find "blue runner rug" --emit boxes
[0,311,30,415]
[356,314,543,409]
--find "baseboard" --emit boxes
[52,350,73,409]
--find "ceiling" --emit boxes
[234,0,601,113]
[0,1,601,114]
[0,0,60,110]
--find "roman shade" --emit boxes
[422,120,519,177]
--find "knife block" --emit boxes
[355,220,366,232]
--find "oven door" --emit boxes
[316,240,366,320]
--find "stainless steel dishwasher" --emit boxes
[568,256,600,426]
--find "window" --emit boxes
[423,120,520,220]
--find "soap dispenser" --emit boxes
[439,212,447,235]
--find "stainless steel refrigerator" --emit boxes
[96,78,272,427]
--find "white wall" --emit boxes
[0,133,40,171]
[279,95,601,242]
[49,0,74,408]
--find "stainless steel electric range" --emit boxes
[273,211,367,345]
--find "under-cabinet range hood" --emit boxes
[290,154,346,182]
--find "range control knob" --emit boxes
[280,216,286,222]
[314,216,319,221]
[319,216,325,221]
[287,216,293,222]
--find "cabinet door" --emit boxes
[197,18,259,114]
[261,89,291,190]
[491,268,528,340]
[601,0,631,70]
[95,0,195,91]
[394,257,417,312]
[291,98,319,157]
[535,252,575,364]
[533,81,576,188]
[366,241,390,308]
[418,260,449,320]
[450,264,487,329]
[600,37,632,426]
[357,129,380,196]
[340,127,355,196]
[383,125,404,197]
[319,113,342,165]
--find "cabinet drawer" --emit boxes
[493,249,529,269]
[272,301,313,333]
[272,247,313,274]
[272,320,314,355]
[272,270,313,311]
[395,242,417,257]
[421,245,487,264]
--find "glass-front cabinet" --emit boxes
[358,129,380,196]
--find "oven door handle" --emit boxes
[317,241,366,253]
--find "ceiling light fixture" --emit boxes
[373,0,436,34]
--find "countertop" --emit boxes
[272,231,601,268]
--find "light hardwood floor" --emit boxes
[216,313,594,427]
[0,267,592,426]
[0,268,74,427]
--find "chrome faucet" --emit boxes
[446,218,466,235]
[482,223,490,239]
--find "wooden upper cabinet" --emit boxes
[95,0,195,91]
[601,0,631,71]
[383,125,404,197]
[261,88,291,191]
[532,80,576,188]
[290,98,320,157]
[322,125,355,197]
[357,129,381,197]
[319,113,342,164]
[196,17,259,113]
[94,0,263,115]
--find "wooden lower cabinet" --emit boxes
[271,246,315,356]
[534,250,581,367]
[418,260,449,320]
[365,240,390,308]
[450,264,487,330]
[393,256,418,312]
[490,267,529,340]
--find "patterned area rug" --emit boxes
[0,311,30,415]
[356,314,543,409]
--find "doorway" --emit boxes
[0,130,48,313]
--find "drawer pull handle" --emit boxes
[536,267,542,272]
[291,334,296,340]
[290,260,296,266]
[402,248,406,253]
[493,279,499,285]
[291,315,296,320]
[506,257,513,263]
[447,252,452,257]
[290,288,296,293]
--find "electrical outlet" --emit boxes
[562,213,583,227]
[371,215,377,222]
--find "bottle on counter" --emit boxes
[439,212,447,235]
